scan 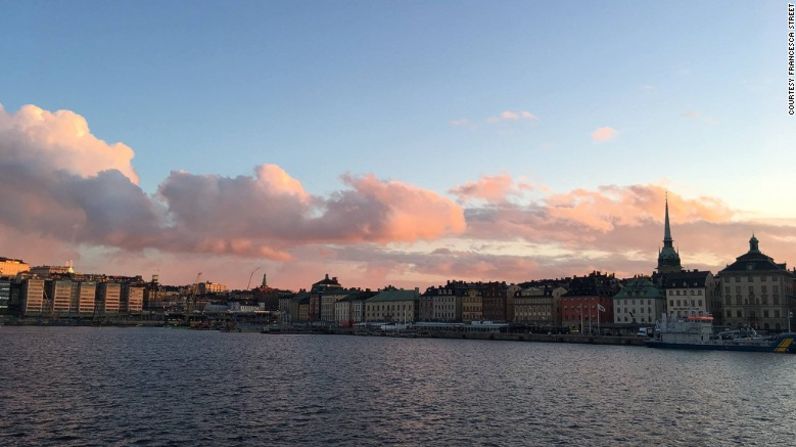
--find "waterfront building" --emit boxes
[481,282,517,322]
[297,295,310,321]
[513,286,567,328]
[309,274,344,321]
[657,195,682,274]
[335,295,354,327]
[0,279,10,313]
[30,264,74,277]
[97,282,121,314]
[335,290,376,327]
[285,292,310,322]
[364,288,420,322]
[426,284,462,322]
[46,279,74,315]
[19,278,45,315]
[462,288,483,322]
[0,257,29,276]
[613,278,664,325]
[76,281,96,315]
[197,281,227,294]
[419,292,434,321]
[320,292,348,322]
[278,295,292,323]
[662,270,714,319]
[561,272,619,332]
[121,284,144,313]
[718,236,795,331]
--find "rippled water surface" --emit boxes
[1,327,795,446]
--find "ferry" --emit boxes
[647,314,796,354]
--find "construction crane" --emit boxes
[246,266,262,290]
[185,272,202,325]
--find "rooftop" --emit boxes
[367,288,420,303]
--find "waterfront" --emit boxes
[2,327,796,446]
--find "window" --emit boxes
[737,310,743,318]
[775,310,781,318]
[764,310,769,318]
[698,290,703,296]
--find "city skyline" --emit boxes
[1,2,794,289]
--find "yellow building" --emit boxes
[98,282,121,314]
[20,278,45,315]
[47,279,74,315]
[77,282,97,315]
[0,257,29,277]
[122,284,144,313]
[462,289,483,322]
[365,288,420,322]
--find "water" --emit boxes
[1,327,795,446]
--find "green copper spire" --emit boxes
[657,191,682,273]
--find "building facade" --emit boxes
[613,278,665,325]
[76,281,96,315]
[19,278,45,315]
[718,236,794,331]
[47,279,74,315]
[97,282,121,314]
[364,288,420,322]
[462,289,483,322]
[0,279,11,313]
[0,257,29,276]
[561,272,619,332]
[513,286,566,328]
[662,270,714,319]
[122,284,144,313]
[429,285,462,322]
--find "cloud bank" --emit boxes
[1,103,794,289]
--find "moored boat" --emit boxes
[647,314,796,354]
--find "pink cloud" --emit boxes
[0,103,139,183]
[486,110,537,123]
[449,174,534,203]
[591,126,617,142]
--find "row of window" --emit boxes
[726,285,779,295]
[726,309,784,319]
[617,307,653,314]
[725,295,780,306]
[668,299,704,308]
[667,289,703,296]
[728,275,783,283]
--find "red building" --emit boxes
[560,272,619,333]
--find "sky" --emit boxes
[1,1,795,290]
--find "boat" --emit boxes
[647,314,796,354]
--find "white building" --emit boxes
[662,270,714,319]
[613,278,665,325]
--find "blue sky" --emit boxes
[1,1,795,287]
[2,1,790,210]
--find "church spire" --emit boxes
[657,191,682,273]
[663,192,673,248]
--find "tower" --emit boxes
[657,193,682,273]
